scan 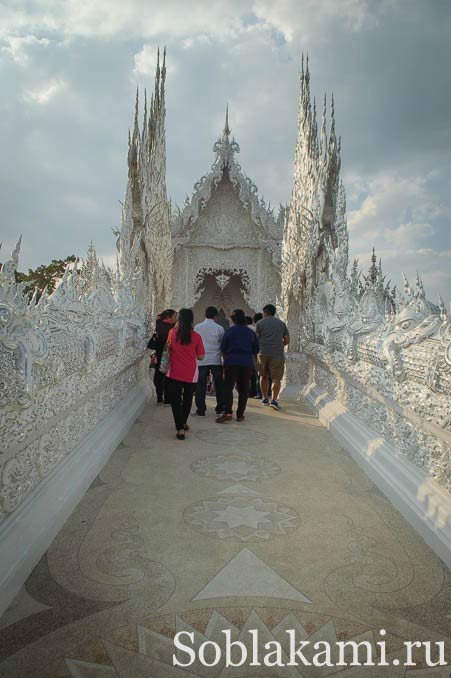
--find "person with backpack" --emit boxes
[148,309,177,405]
[165,308,205,440]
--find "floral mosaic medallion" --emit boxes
[184,495,300,542]
[194,427,267,447]
[191,454,281,482]
[60,607,438,678]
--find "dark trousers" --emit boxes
[153,366,168,403]
[195,364,224,414]
[165,378,195,430]
[224,365,252,417]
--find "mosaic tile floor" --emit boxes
[0,398,449,677]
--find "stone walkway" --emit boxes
[0,397,449,677]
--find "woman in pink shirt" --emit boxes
[166,308,205,440]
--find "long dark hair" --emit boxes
[175,308,194,345]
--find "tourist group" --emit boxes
[148,305,290,440]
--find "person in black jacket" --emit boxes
[150,309,177,404]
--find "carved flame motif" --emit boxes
[214,273,230,291]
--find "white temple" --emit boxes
[170,106,282,323]
[0,49,450,617]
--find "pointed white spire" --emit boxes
[161,45,167,86]
[154,46,161,105]
[330,92,335,135]
[133,87,139,137]
[320,92,327,159]
[142,88,147,138]
[224,103,231,137]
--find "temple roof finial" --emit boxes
[224,103,231,137]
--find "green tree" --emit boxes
[15,255,77,299]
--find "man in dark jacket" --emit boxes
[216,309,259,423]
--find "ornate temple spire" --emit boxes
[154,47,161,108]
[327,91,339,176]
[212,104,240,168]
[369,246,378,284]
[161,46,166,101]
[311,96,318,156]
[224,103,231,137]
[133,87,139,139]
[303,53,311,127]
[128,88,140,174]
[142,89,147,143]
[293,52,315,168]
[320,92,327,160]
[330,92,335,135]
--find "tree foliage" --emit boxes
[15,255,77,298]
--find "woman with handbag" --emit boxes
[163,308,205,440]
[149,309,177,404]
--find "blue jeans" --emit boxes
[195,364,224,414]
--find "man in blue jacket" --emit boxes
[216,309,259,423]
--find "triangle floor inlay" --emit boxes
[192,547,312,603]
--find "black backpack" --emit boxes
[147,332,158,350]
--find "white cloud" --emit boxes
[347,171,451,298]
[23,78,67,104]
[0,0,247,41]
[0,0,394,44]
[133,44,176,78]
[1,35,51,65]
[182,34,212,49]
[348,172,450,246]
[252,0,389,43]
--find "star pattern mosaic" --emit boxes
[61,608,423,678]
[184,495,301,542]
[191,454,281,482]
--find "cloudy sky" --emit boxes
[1,0,450,300]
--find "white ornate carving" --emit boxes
[0,239,149,518]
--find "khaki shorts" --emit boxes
[257,355,285,381]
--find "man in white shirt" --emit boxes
[194,306,225,416]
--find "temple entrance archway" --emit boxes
[192,269,255,326]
